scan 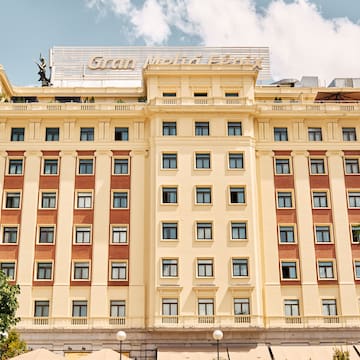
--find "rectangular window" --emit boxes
[322,299,337,316]
[227,122,242,136]
[308,127,322,141]
[197,259,214,277]
[111,261,127,280]
[77,192,92,208]
[162,122,177,136]
[2,227,18,244]
[318,261,335,279]
[41,192,56,209]
[225,92,239,97]
[231,222,247,240]
[162,92,176,97]
[43,159,58,175]
[11,128,24,141]
[38,226,54,244]
[162,298,178,318]
[115,127,128,141]
[80,127,94,141]
[72,300,87,317]
[194,92,208,97]
[162,259,178,277]
[73,262,90,280]
[274,127,288,141]
[198,299,214,317]
[284,299,300,316]
[195,153,211,169]
[36,262,53,280]
[162,222,178,240]
[228,153,244,169]
[8,159,23,175]
[196,222,212,240]
[162,187,177,204]
[275,158,291,174]
[162,153,177,169]
[232,258,248,277]
[5,192,20,209]
[111,226,128,244]
[195,122,209,136]
[113,159,129,175]
[78,159,94,175]
[34,300,49,317]
[343,127,357,141]
[196,187,211,204]
[234,298,250,315]
[281,261,298,279]
[45,128,59,141]
[0,262,15,280]
[351,224,360,243]
[345,158,360,174]
[113,192,128,208]
[348,192,360,208]
[354,261,360,279]
[315,225,331,243]
[110,300,126,318]
[75,226,91,244]
[230,187,245,204]
[313,192,328,208]
[310,158,326,174]
[279,225,295,243]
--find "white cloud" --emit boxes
[86,0,360,84]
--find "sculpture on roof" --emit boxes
[35,54,50,87]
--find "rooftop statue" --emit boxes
[35,54,50,87]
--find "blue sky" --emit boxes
[1,0,360,86]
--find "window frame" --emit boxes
[110,260,128,281]
[76,191,93,209]
[273,127,288,141]
[284,299,300,317]
[45,127,60,141]
[38,225,55,244]
[161,258,178,278]
[308,127,323,141]
[2,226,19,244]
[195,186,212,205]
[278,224,296,244]
[195,121,210,136]
[322,299,337,316]
[234,298,250,316]
[161,222,178,240]
[274,157,291,175]
[39,191,57,209]
[110,300,126,318]
[348,191,360,208]
[162,298,178,317]
[354,260,360,279]
[196,222,213,241]
[229,186,246,204]
[228,152,244,170]
[72,261,90,280]
[34,300,50,318]
[162,153,177,170]
[232,258,249,277]
[72,300,88,318]
[227,121,242,136]
[113,158,129,175]
[74,225,92,244]
[7,158,23,175]
[312,191,329,208]
[78,158,94,175]
[314,224,332,243]
[342,127,357,141]
[195,153,211,170]
[317,260,336,280]
[42,158,59,175]
[80,127,94,141]
[112,191,129,209]
[161,186,178,204]
[111,225,128,244]
[196,258,214,278]
[344,158,360,175]
[276,191,294,209]
[162,121,177,136]
[280,260,299,280]
[0,261,16,280]
[350,224,360,243]
[11,127,25,141]
[35,261,53,281]
[309,158,326,175]
[231,221,247,240]
[114,127,129,141]
[4,191,21,209]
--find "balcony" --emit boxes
[149,97,253,106]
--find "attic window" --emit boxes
[162,92,176,97]
[225,92,239,97]
[194,92,208,97]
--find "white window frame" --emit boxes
[113,157,129,175]
[74,225,92,244]
[76,191,93,209]
[110,261,128,281]
[111,225,128,244]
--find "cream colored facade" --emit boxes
[0,47,360,358]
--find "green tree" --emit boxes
[0,330,27,359]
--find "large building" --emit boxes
[0,47,360,359]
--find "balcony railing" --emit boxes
[149,97,253,106]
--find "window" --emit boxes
[315,225,331,243]
[198,299,214,317]
[43,159,58,175]
[231,222,247,240]
[34,301,49,317]
[345,158,360,174]
[80,127,94,141]
[228,153,244,169]
[73,262,90,280]
[5,192,20,209]
[162,298,178,317]
[111,226,128,244]
[75,226,91,244]
[115,127,128,141]
[162,222,178,240]
[279,225,295,243]
[72,301,87,317]
[284,299,300,317]
[194,92,208,97]
[322,299,337,316]
[163,92,176,97]
[343,127,357,141]
[195,122,209,136]
[77,192,92,208]
[354,261,360,279]
[110,300,126,318]
[0,262,15,280]
[274,127,288,141]
[45,127,59,141]
[110,261,127,280]
[234,298,250,315]
[41,192,56,209]
[229,187,245,204]
[113,159,129,175]
[313,192,328,208]
[78,159,94,175]
[2,227,18,244]
[228,122,242,136]
[197,259,214,277]
[318,261,335,279]
[196,187,211,204]
[11,128,24,141]
[162,187,177,204]
[162,259,178,277]
[195,153,210,169]
[36,262,53,280]
[232,258,248,277]
[38,226,54,244]
[113,192,128,208]
[351,224,360,243]
[162,122,177,136]
[8,159,23,175]
[196,222,212,240]
[225,92,239,97]
[281,261,298,280]
[348,191,360,208]
[310,158,326,174]
[277,191,293,208]
[275,158,290,174]
[308,127,322,141]
[162,153,177,169]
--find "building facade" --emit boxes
[0,47,360,358]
